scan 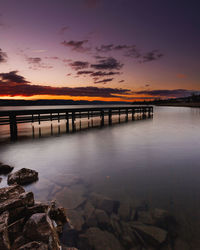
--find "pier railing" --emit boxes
[0,106,153,140]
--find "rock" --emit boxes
[8,217,25,243]
[49,201,67,224]
[25,202,49,217]
[79,227,124,250]
[110,213,122,238]
[0,211,10,250]
[118,202,131,221]
[0,164,14,174]
[9,206,26,223]
[18,241,48,250]
[0,185,25,201]
[0,190,34,214]
[23,213,60,250]
[120,221,139,248]
[66,209,84,231]
[55,186,86,209]
[174,238,190,250]
[136,210,155,225]
[132,223,167,246]
[12,235,29,249]
[95,209,110,228]
[85,211,98,228]
[60,224,79,248]
[7,168,38,185]
[0,177,2,183]
[90,193,120,214]
[82,201,95,220]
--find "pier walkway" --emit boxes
[0,106,153,140]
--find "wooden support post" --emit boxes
[108,109,112,125]
[58,113,60,123]
[126,108,128,122]
[9,114,17,141]
[132,109,135,120]
[101,110,104,126]
[118,108,120,123]
[66,112,69,132]
[72,111,76,132]
[38,113,41,125]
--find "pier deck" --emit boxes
[0,106,153,140]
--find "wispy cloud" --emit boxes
[91,57,123,70]
[0,48,7,63]
[69,61,90,70]
[61,40,90,52]
[94,78,113,84]
[0,71,29,83]
[134,89,196,98]
[26,57,53,70]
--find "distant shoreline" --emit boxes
[155,102,200,108]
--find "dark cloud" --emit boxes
[91,71,120,77]
[69,61,90,70]
[134,89,195,98]
[0,71,29,83]
[140,50,163,63]
[61,40,90,52]
[91,57,123,70]
[94,78,113,84]
[119,80,125,83]
[95,44,163,62]
[27,57,42,64]
[77,70,94,75]
[0,48,7,63]
[0,72,131,98]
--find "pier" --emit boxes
[0,106,153,140]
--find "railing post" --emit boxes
[101,110,104,126]
[9,114,17,141]
[132,109,135,120]
[72,111,76,132]
[118,108,120,123]
[108,109,112,125]
[126,108,128,122]
[66,112,69,132]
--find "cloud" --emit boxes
[0,48,7,63]
[26,57,53,70]
[91,71,120,77]
[0,71,29,83]
[140,50,163,63]
[61,40,90,52]
[95,44,163,62]
[77,70,94,75]
[134,89,195,98]
[0,72,131,98]
[91,57,123,70]
[94,78,113,84]
[119,80,125,83]
[69,61,90,70]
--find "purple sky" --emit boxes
[0,0,199,101]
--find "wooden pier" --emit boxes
[0,106,153,140]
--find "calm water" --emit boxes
[0,105,200,247]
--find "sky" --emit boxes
[0,0,199,102]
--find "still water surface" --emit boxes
[0,105,200,247]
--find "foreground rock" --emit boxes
[0,185,67,250]
[7,168,38,185]
[0,164,14,175]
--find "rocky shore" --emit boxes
[0,162,188,250]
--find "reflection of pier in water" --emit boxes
[0,106,153,140]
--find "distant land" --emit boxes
[0,99,132,106]
[1,94,200,107]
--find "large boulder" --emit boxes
[23,213,60,250]
[0,185,34,214]
[0,164,14,174]
[79,227,124,250]
[90,193,120,214]
[132,223,167,246]
[0,211,10,250]
[7,168,38,185]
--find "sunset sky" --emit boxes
[0,0,199,101]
